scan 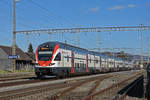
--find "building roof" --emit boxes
[0,45,32,61]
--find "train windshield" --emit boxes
[38,52,53,61]
[38,44,55,61]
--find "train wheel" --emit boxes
[36,72,44,79]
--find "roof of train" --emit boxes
[39,41,125,61]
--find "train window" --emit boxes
[83,64,85,67]
[54,53,61,61]
[95,60,98,63]
[67,55,69,62]
[77,63,79,68]
[81,63,83,67]
[75,63,77,67]
[38,54,52,61]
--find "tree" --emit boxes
[28,43,33,53]
[27,43,34,59]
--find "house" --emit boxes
[0,45,34,71]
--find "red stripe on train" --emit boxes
[86,54,88,72]
[48,44,59,65]
[71,51,75,74]
[99,57,102,72]
[38,44,59,66]
[36,47,39,64]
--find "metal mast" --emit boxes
[140,24,143,66]
[97,31,101,52]
[12,0,16,72]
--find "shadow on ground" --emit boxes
[118,75,144,98]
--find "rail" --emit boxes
[84,72,143,100]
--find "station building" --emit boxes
[0,45,34,71]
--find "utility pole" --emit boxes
[12,0,16,72]
[146,37,150,64]
[78,30,80,47]
[97,31,101,52]
[62,33,64,43]
[26,32,29,51]
[48,32,51,41]
[140,24,143,68]
[72,32,75,46]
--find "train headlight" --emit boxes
[50,63,55,66]
[35,63,40,66]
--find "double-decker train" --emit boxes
[35,41,134,78]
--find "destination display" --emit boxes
[38,51,53,54]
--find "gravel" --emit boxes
[0,70,142,100]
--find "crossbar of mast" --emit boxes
[15,26,150,34]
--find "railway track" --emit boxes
[0,74,105,88]
[0,76,35,82]
[0,74,113,100]
[46,71,143,100]
[0,71,125,88]
[0,79,71,100]
[47,75,112,100]
[0,70,143,100]
[84,72,143,100]
[0,77,57,88]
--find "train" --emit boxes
[35,41,135,78]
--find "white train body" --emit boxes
[35,41,134,77]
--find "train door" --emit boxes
[94,55,96,69]
[86,54,88,72]
[71,51,75,74]
[99,57,102,72]
[107,59,109,72]
[61,50,64,67]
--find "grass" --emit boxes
[0,70,12,74]
[15,70,34,73]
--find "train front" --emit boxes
[35,42,61,77]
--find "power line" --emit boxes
[16,3,62,28]
[10,0,68,29]
[15,25,150,57]
[81,32,100,48]
[0,0,38,30]
[1,0,59,30]
[29,0,76,27]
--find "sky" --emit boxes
[0,0,150,55]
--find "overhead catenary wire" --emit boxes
[53,32,92,49]
[4,0,150,61]
[0,0,55,52]
[17,2,63,28]
[17,0,86,50]
[29,0,77,27]
[15,25,150,57]
[1,0,59,30]
[0,0,39,30]
[2,2,105,51]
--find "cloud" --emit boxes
[88,7,99,12]
[128,4,136,8]
[107,4,136,11]
[108,5,126,10]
